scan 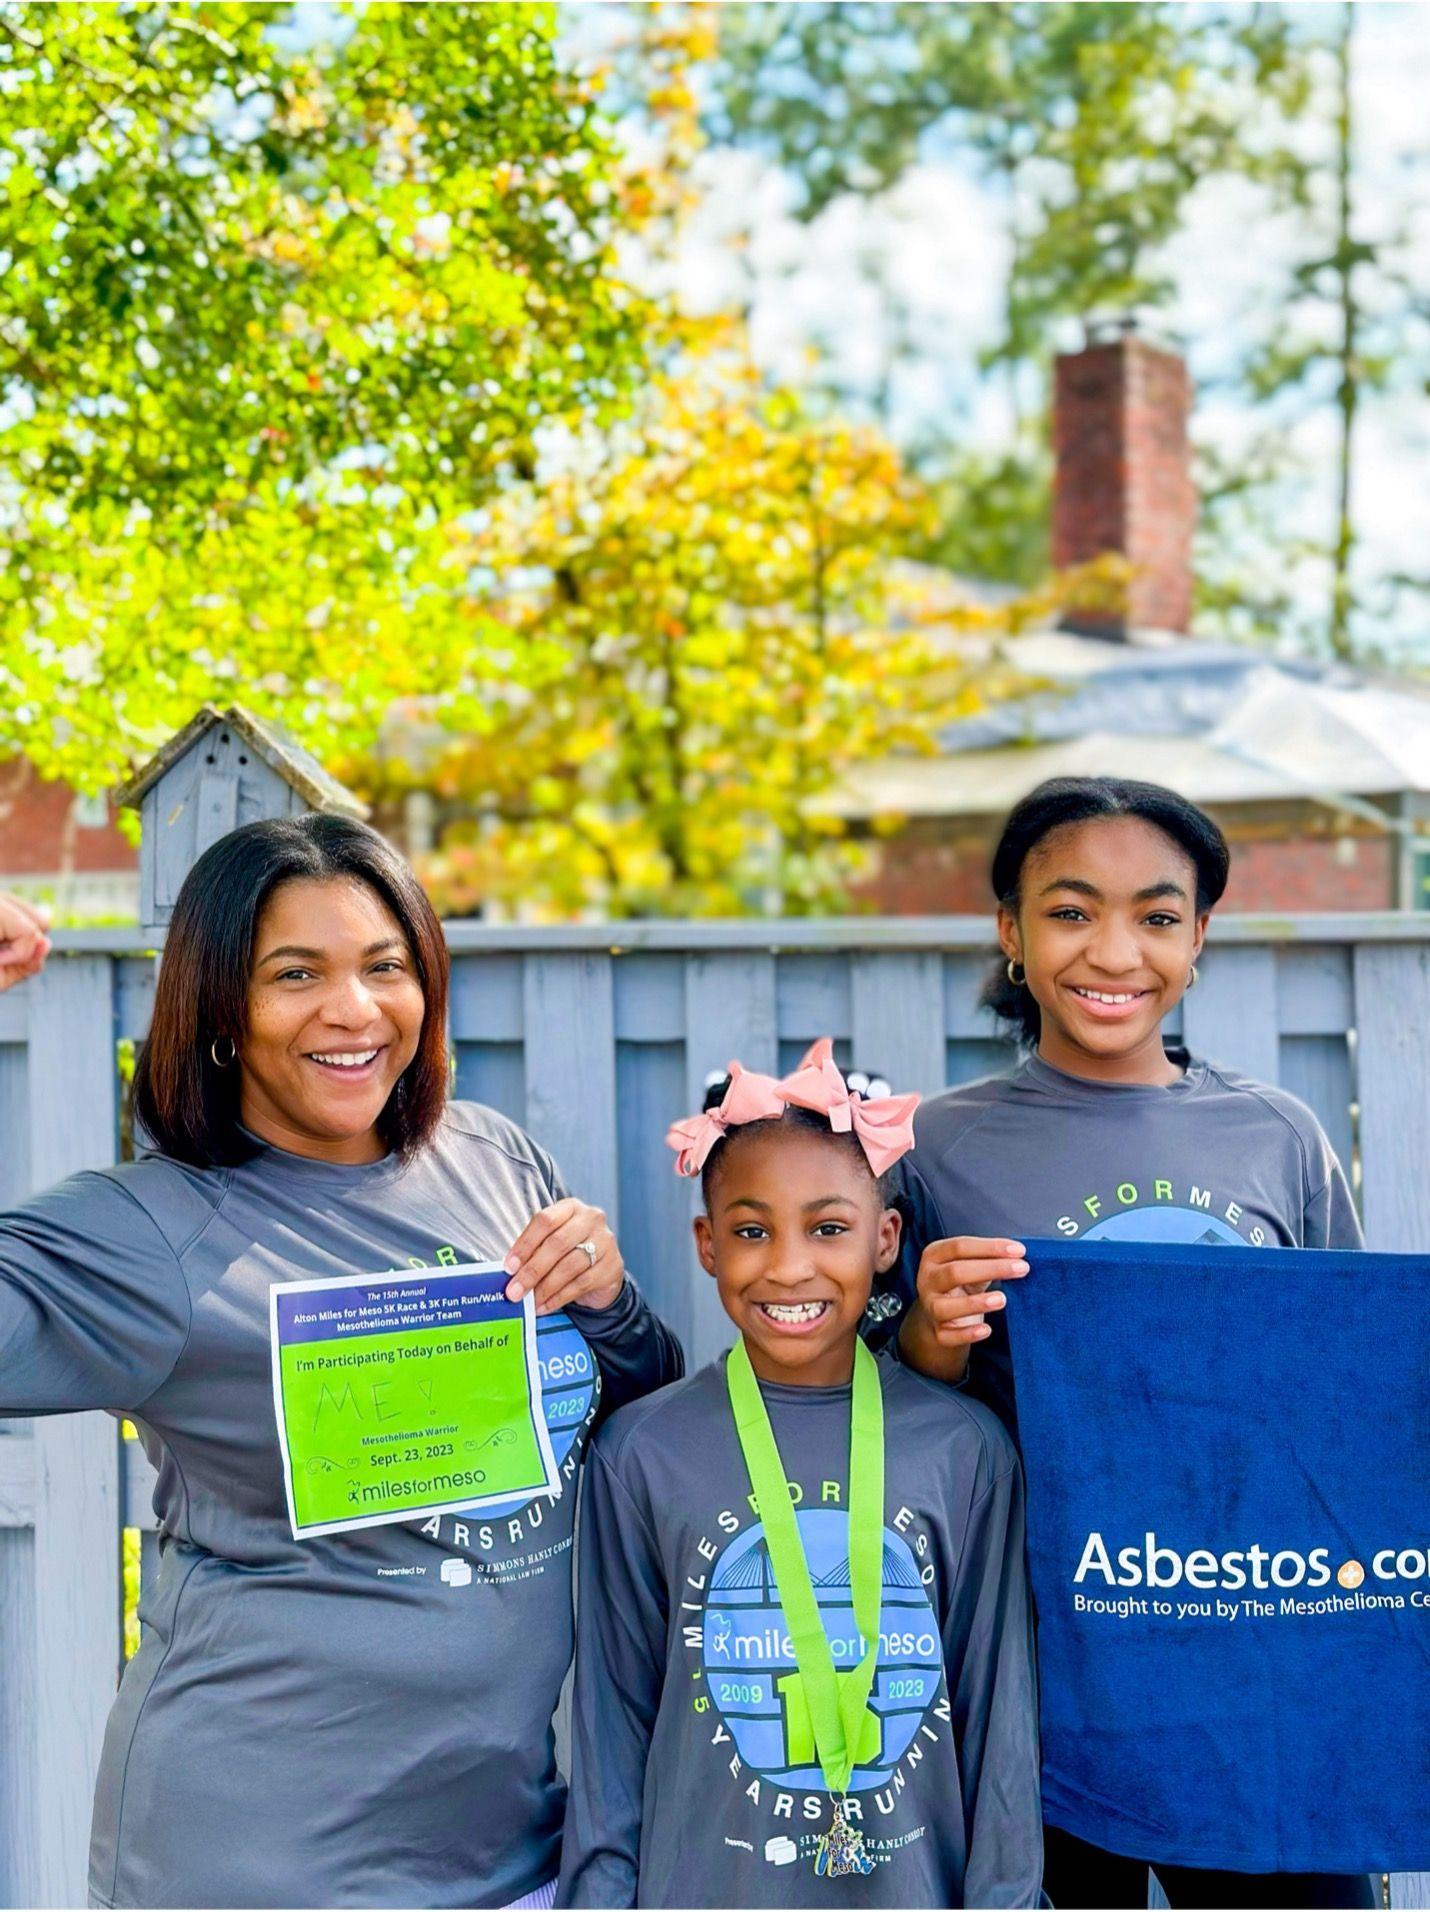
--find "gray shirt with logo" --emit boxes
[0,1102,683,1909]
[890,1051,1362,1428]
[557,1352,1042,1909]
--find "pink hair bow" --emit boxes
[776,1037,920,1176]
[665,1060,787,1177]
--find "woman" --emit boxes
[890,776,1373,1912]
[0,815,682,1911]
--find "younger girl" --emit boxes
[557,1042,1042,1909]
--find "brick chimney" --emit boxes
[1052,319,1195,637]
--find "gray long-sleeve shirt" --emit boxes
[0,1102,683,1910]
[885,1051,1363,1429]
[557,1352,1042,1910]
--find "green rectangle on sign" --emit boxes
[269,1263,558,1537]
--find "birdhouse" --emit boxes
[115,705,370,942]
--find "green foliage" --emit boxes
[711,4,1305,373]
[709,3,1315,591]
[350,336,1050,919]
[0,1,644,782]
[1225,4,1424,658]
[1,2,635,521]
[915,447,1051,590]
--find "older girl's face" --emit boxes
[238,877,426,1164]
[999,815,1209,1083]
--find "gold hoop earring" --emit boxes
[211,1035,236,1068]
[1186,964,1199,990]
[1006,958,1026,987]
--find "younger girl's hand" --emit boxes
[0,893,51,994]
[503,1198,625,1315]
[915,1236,1029,1346]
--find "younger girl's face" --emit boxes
[694,1124,902,1388]
[1000,815,1209,1077]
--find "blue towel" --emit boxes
[1005,1236,1430,1874]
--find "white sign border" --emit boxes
[268,1259,561,1540]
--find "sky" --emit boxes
[568,1,1430,664]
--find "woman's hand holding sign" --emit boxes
[505,1197,626,1314]
[898,1235,1029,1385]
[0,893,51,994]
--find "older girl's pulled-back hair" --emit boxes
[132,813,450,1168]
[982,776,1230,1044]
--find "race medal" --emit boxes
[726,1338,885,1882]
[815,1797,875,1879]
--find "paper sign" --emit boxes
[268,1261,559,1538]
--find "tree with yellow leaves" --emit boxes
[355,335,1044,919]
[0,1,1069,921]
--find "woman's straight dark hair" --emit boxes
[982,776,1230,1043]
[132,813,450,1168]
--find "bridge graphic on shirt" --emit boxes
[1082,1206,1246,1246]
[701,1510,943,1790]
[711,1537,922,1592]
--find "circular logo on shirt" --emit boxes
[701,1509,941,1793]
[1083,1207,1245,1247]
[1337,1559,1365,1589]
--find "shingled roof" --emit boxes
[115,705,369,819]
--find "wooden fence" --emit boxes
[1,914,1428,1907]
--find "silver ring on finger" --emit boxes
[576,1239,598,1269]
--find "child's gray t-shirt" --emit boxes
[0,1101,683,1909]
[557,1352,1042,1909]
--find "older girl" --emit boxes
[893,776,1372,1912]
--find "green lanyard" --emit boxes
[725,1338,885,1796]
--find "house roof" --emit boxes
[820,632,1430,822]
[115,705,369,819]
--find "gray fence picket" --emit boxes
[114,956,156,1046]
[448,954,524,1043]
[1354,944,1430,1251]
[1275,946,1352,1035]
[26,958,123,1910]
[0,1014,32,1905]
[943,950,1018,1086]
[1321,943,1424,1912]
[1277,1034,1355,1194]
[614,954,685,1043]
[775,953,851,1070]
[450,954,527,1122]
[616,1037,689,1345]
[683,952,779,1366]
[522,954,619,1230]
[0,1045,29,1217]
[0,1523,38,1906]
[0,1438,33,1526]
[850,951,947,1096]
[1181,944,1280,1083]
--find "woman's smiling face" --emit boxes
[1000,815,1209,1081]
[237,876,427,1164]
